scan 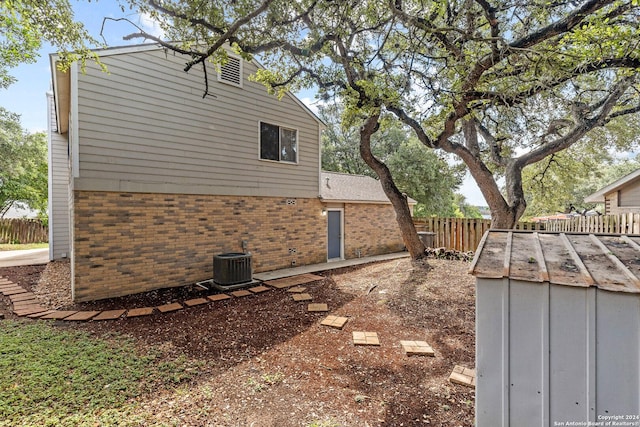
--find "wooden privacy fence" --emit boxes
[542,213,640,234]
[414,214,640,252]
[0,219,48,244]
[413,217,545,252]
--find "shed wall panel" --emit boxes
[508,280,546,427]
[74,48,320,198]
[549,285,594,423]
[476,278,509,427]
[595,290,640,416]
[476,277,640,426]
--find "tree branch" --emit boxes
[517,75,635,168]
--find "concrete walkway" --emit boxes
[0,248,49,268]
[253,252,410,281]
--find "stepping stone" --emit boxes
[400,340,435,356]
[248,285,270,294]
[292,293,313,302]
[12,300,40,308]
[320,315,349,329]
[208,294,231,302]
[93,309,126,321]
[14,306,50,316]
[0,286,24,292]
[65,311,101,321]
[287,286,307,293]
[264,273,324,289]
[157,303,183,313]
[27,310,56,318]
[40,310,78,320]
[449,365,476,388]
[231,290,252,298]
[308,303,329,312]
[126,307,154,317]
[0,283,18,289]
[11,299,39,307]
[184,298,209,307]
[10,293,38,302]
[1,288,28,296]
[353,331,380,346]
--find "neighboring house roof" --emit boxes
[584,168,640,203]
[50,42,325,134]
[320,171,417,205]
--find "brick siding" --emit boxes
[73,191,327,301]
[344,203,406,258]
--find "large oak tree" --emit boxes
[0,0,99,88]
[120,0,640,258]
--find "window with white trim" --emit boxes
[260,122,298,163]
[218,55,243,87]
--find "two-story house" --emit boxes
[48,44,410,302]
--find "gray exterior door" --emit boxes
[327,210,342,259]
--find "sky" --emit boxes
[0,1,487,206]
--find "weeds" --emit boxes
[0,320,196,426]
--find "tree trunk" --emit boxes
[359,114,426,259]
[489,208,519,229]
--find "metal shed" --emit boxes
[470,231,640,427]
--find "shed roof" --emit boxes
[584,168,640,203]
[320,171,417,205]
[469,230,640,293]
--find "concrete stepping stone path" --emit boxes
[353,331,380,346]
[320,315,349,329]
[308,303,329,312]
[449,365,476,388]
[400,340,435,356]
[292,293,313,302]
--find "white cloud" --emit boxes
[299,96,325,115]
[138,12,165,38]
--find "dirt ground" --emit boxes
[0,258,476,427]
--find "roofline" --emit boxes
[584,168,640,203]
[320,197,417,205]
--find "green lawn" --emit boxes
[0,320,199,427]
[0,243,49,251]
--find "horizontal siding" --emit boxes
[48,93,70,259]
[618,181,640,207]
[75,48,320,197]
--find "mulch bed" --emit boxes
[0,258,476,426]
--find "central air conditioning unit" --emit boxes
[213,253,252,286]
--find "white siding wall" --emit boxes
[47,92,70,260]
[74,48,321,198]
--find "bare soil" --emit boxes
[0,258,475,427]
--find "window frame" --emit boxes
[258,121,299,164]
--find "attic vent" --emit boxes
[286,199,297,205]
[218,56,243,87]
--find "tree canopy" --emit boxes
[0,107,48,218]
[319,102,467,217]
[0,0,98,88]
[119,0,640,257]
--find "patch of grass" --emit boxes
[247,372,285,392]
[0,243,48,251]
[0,320,197,426]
